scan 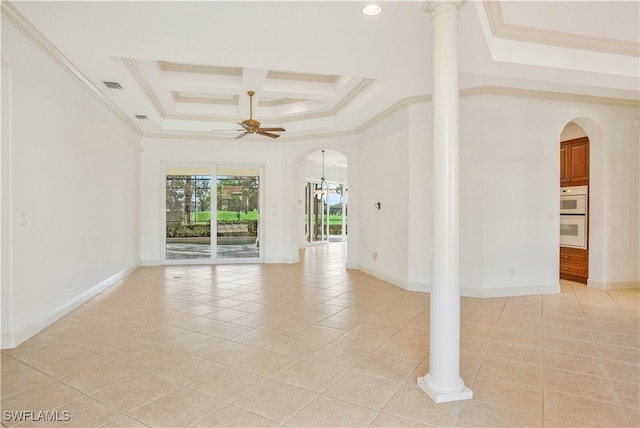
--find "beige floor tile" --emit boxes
[374,337,429,364]
[623,405,640,428]
[293,324,345,344]
[148,355,224,386]
[544,366,619,404]
[115,345,189,372]
[611,379,640,409]
[543,335,600,358]
[352,353,418,383]
[0,381,84,427]
[166,332,223,354]
[199,322,253,340]
[189,367,268,402]
[460,324,495,341]
[604,359,640,383]
[382,384,464,426]
[193,404,279,427]
[1,366,53,398]
[477,356,541,387]
[134,326,192,345]
[473,374,542,416]
[59,360,141,395]
[457,400,542,427]
[543,389,628,427]
[305,344,368,370]
[90,373,179,413]
[332,331,388,353]
[317,315,365,331]
[52,396,122,428]
[592,330,640,349]
[368,412,430,427]
[165,315,221,332]
[460,335,489,355]
[195,341,254,365]
[485,340,541,365]
[2,246,638,428]
[587,318,639,336]
[273,359,346,393]
[286,395,378,427]
[100,416,148,427]
[543,349,609,378]
[324,371,401,410]
[128,387,224,427]
[598,343,640,364]
[229,347,298,377]
[544,324,593,341]
[0,354,28,375]
[3,339,86,367]
[231,380,317,423]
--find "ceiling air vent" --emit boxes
[103,81,122,89]
[135,115,148,120]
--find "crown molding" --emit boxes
[484,1,639,57]
[461,85,640,108]
[1,2,143,136]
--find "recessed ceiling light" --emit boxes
[362,4,382,16]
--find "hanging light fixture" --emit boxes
[315,150,327,196]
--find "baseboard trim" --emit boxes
[3,264,139,349]
[587,279,640,290]
[264,257,299,264]
[461,283,560,298]
[356,265,408,290]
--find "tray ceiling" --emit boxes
[2,1,638,140]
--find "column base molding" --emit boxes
[417,374,473,403]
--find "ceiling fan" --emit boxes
[212,91,285,139]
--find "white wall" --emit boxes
[357,107,411,287]
[355,92,639,295]
[1,18,141,347]
[459,93,638,294]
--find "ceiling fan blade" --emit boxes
[237,121,250,131]
[259,127,286,132]
[257,130,280,139]
[235,132,248,139]
[211,129,244,132]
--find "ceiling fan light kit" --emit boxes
[213,90,285,139]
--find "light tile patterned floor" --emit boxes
[1,243,638,427]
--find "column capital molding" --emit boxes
[418,1,465,14]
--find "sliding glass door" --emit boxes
[165,167,212,261]
[164,164,262,264]
[216,167,261,261]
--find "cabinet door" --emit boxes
[561,137,589,186]
[568,141,589,184]
[560,144,569,185]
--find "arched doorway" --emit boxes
[302,150,348,244]
[560,122,590,284]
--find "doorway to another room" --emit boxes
[559,122,590,284]
[303,150,348,244]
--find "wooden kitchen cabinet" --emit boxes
[560,246,588,283]
[561,137,589,186]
